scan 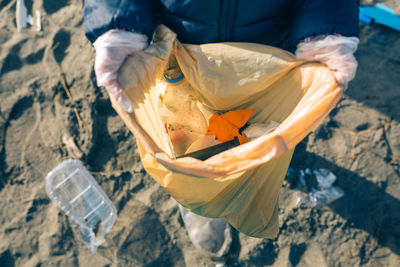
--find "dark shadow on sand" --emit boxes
[346,25,400,123]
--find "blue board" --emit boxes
[359,4,400,31]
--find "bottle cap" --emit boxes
[163,55,184,83]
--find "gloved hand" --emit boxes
[93,29,148,112]
[295,35,359,89]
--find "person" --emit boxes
[83,0,360,264]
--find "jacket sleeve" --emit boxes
[286,0,359,52]
[84,0,155,44]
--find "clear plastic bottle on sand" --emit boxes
[45,159,117,252]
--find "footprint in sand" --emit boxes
[100,200,184,266]
[24,47,45,65]
[43,0,70,15]
[245,241,279,265]
[25,198,51,223]
[0,0,11,8]
[289,243,327,266]
[289,243,307,266]
[52,29,71,64]
[0,42,25,75]
[3,95,40,181]
[0,249,15,267]
[315,119,339,140]
[1,40,46,75]
[0,25,12,45]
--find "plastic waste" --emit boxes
[184,135,222,154]
[16,0,41,32]
[16,0,31,32]
[45,159,117,252]
[113,25,345,238]
[206,109,254,144]
[286,168,344,208]
[177,136,240,160]
[178,205,232,260]
[159,56,256,156]
[34,9,41,31]
[242,121,280,140]
[159,55,209,156]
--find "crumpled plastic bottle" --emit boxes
[158,55,209,156]
[286,167,344,208]
[303,168,344,208]
[45,159,117,252]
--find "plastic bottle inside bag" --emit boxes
[159,55,209,156]
[242,121,280,140]
[45,159,117,252]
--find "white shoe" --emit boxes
[179,205,232,259]
[215,262,227,267]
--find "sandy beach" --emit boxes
[0,0,399,266]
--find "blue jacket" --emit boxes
[84,0,359,52]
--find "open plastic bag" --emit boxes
[111,25,343,238]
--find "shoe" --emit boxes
[179,204,232,260]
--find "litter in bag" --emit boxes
[111,25,343,238]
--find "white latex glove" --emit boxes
[295,35,359,89]
[93,29,148,112]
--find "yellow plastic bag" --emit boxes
[112,26,342,238]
